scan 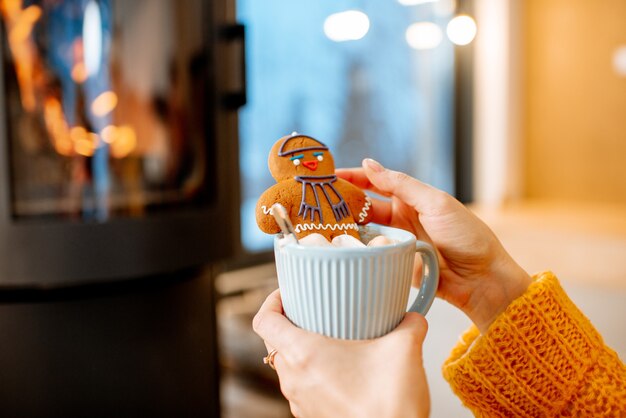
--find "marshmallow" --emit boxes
[283,233,396,248]
[367,235,397,247]
[331,234,367,248]
[298,233,333,247]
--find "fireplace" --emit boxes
[0,0,243,415]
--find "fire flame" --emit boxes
[2,1,136,160]
[1,0,42,111]
[91,91,118,117]
[71,62,88,84]
[70,126,100,157]
[101,124,136,158]
[43,96,72,156]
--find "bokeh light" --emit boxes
[406,22,443,50]
[324,10,370,42]
[446,15,477,46]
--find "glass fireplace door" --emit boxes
[2,0,213,221]
[0,0,240,286]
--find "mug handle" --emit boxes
[407,241,439,315]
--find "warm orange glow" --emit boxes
[71,128,99,157]
[1,3,135,160]
[1,0,25,17]
[89,132,100,148]
[70,37,88,84]
[70,126,88,143]
[0,1,43,112]
[110,125,137,158]
[71,62,88,83]
[8,4,40,44]
[43,96,73,157]
[43,96,61,115]
[74,139,94,157]
[91,91,118,117]
[55,137,74,156]
[101,124,138,157]
[100,125,118,144]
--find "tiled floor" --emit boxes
[221,372,291,418]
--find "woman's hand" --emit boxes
[337,159,532,333]
[253,290,430,418]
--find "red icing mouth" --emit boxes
[302,160,318,171]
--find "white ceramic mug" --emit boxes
[274,224,439,340]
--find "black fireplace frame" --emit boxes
[0,0,243,289]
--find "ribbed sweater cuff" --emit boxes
[442,271,606,417]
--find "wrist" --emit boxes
[466,258,532,333]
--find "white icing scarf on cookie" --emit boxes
[358,196,372,223]
[263,199,370,226]
[294,223,359,234]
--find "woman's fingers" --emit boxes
[253,289,311,353]
[340,160,460,219]
[366,196,393,225]
[362,159,456,217]
[336,168,393,198]
[366,196,434,246]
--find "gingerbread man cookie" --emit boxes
[256,133,373,241]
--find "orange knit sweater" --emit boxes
[442,272,626,417]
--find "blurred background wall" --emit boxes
[475,0,626,205]
[523,0,626,203]
[472,0,626,288]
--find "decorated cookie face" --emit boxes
[269,134,336,181]
[256,133,374,241]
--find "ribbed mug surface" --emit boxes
[274,225,418,340]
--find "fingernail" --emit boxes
[364,158,384,173]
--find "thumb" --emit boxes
[253,289,313,352]
[362,158,453,217]
[389,312,429,343]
